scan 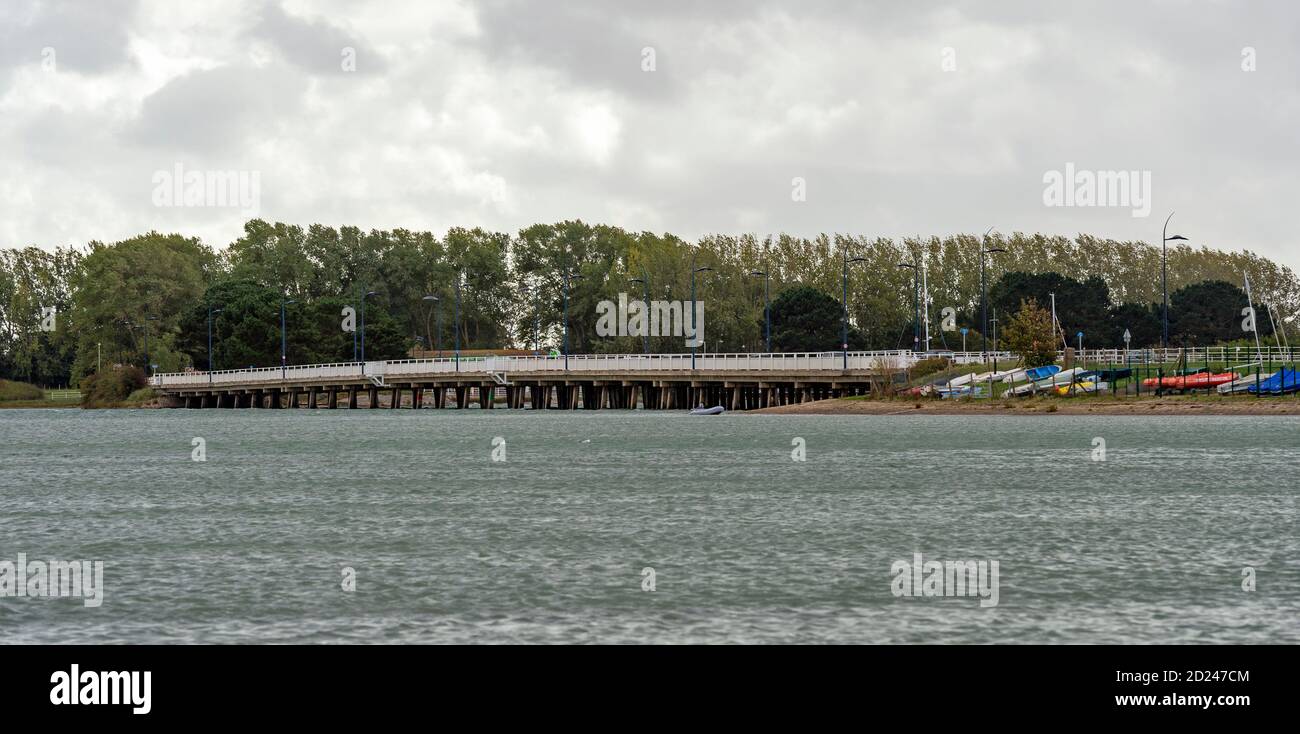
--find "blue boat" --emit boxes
[1246,368,1300,395]
[1023,365,1061,382]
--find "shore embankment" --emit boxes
[753,395,1300,416]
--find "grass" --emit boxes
[0,379,44,401]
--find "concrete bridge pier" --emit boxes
[390,387,401,409]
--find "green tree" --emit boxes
[769,285,865,352]
[1169,279,1271,346]
[68,233,217,379]
[1002,299,1057,368]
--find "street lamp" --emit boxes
[360,290,378,362]
[206,306,223,383]
[897,262,920,353]
[454,272,463,371]
[562,269,584,370]
[280,298,295,379]
[628,267,650,354]
[749,270,771,353]
[421,295,440,357]
[842,250,867,369]
[691,250,713,370]
[1161,212,1189,350]
[979,227,1006,366]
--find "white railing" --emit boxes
[151,351,920,387]
[148,346,1300,388]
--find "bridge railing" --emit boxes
[149,346,1300,388]
[150,351,926,387]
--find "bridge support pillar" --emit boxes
[390,387,401,409]
[347,389,358,409]
[368,388,379,408]
[328,390,338,409]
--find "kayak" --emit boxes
[1140,372,1238,390]
[689,405,725,415]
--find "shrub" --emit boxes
[908,356,952,380]
[80,366,147,407]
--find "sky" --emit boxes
[2,0,1298,267]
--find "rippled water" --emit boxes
[1,408,1297,644]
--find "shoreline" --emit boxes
[752,396,1300,416]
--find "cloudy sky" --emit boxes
[2,0,1298,266]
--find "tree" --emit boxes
[1170,280,1271,346]
[68,233,217,379]
[1107,302,1161,348]
[1002,299,1057,368]
[769,285,865,352]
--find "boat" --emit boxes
[1140,372,1239,391]
[1023,365,1062,382]
[1054,380,1109,395]
[1008,367,1084,396]
[1218,371,1276,394]
[1247,368,1300,395]
[1091,368,1132,382]
[689,405,725,415]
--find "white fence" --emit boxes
[149,346,1297,388]
[152,351,922,388]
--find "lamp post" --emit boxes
[562,269,583,370]
[1161,212,1189,350]
[842,250,867,369]
[421,295,439,357]
[528,283,540,357]
[691,251,713,370]
[749,270,771,353]
[628,267,650,354]
[360,290,378,362]
[979,227,1006,366]
[280,297,295,379]
[1076,330,1084,368]
[454,272,463,371]
[207,306,222,383]
[898,262,919,352]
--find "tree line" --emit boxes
[1,220,1295,386]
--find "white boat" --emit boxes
[689,405,725,415]
[1218,372,1276,394]
[1009,367,1086,396]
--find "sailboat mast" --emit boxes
[1243,272,1263,358]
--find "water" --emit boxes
[2,408,1297,644]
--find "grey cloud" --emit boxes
[254,1,386,75]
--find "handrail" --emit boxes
[148,346,1300,388]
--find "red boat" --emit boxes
[1140,372,1239,390]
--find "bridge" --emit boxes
[149,346,1286,411]
[148,351,949,410]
